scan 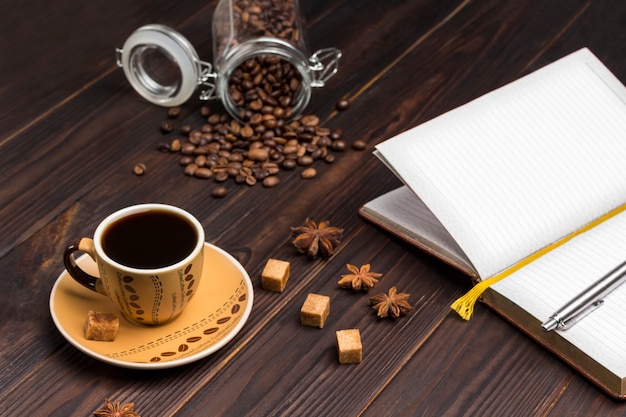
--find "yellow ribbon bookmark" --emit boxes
[451,202,626,320]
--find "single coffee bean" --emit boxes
[336,98,350,111]
[214,171,229,182]
[195,155,207,167]
[331,140,346,151]
[282,159,297,170]
[133,163,146,176]
[170,138,182,152]
[352,140,367,150]
[181,124,192,135]
[262,176,280,188]
[301,115,319,127]
[301,167,317,179]
[161,120,174,133]
[212,186,228,198]
[189,130,203,144]
[330,128,344,141]
[315,126,330,136]
[181,143,196,155]
[180,156,194,166]
[248,148,269,161]
[168,107,181,118]
[240,125,254,138]
[297,155,313,166]
[195,167,213,179]
[184,163,199,176]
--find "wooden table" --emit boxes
[2,0,626,415]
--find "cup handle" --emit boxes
[63,238,107,295]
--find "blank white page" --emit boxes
[375,48,626,279]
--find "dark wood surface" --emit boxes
[2,0,626,416]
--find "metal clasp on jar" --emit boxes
[309,48,342,88]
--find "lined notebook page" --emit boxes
[491,209,626,377]
[375,48,626,279]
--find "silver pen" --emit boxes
[542,260,626,331]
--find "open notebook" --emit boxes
[360,48,626,398]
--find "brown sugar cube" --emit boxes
[336,329,362,364]
[300,293,330,328]
[261,259,290,292]
[84,310,119,341]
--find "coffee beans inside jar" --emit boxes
[229,55,302,122]
[211,0,340,120]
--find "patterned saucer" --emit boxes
[50,242,253,369]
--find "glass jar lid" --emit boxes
[116,24,215,107]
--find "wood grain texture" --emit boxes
[1,0,626,416]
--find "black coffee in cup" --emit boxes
[102,209,198,269]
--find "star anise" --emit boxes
[369,287,412,319]
[338,263,382,291]
[93,398,141,417]
[290,218,343,259]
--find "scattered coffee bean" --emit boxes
[330,128,343,141]
[248,148,269,162]
[168,107,181,118]
[170,138,182,152]
[181,143,196,155]
[282,159,297,170]
[161,120,174,133]
[352,140,367,151]
[301,167,317,179]
[133,163,146,176]
[184,163,198,176]
[180,156,194,166]
[263,176,280,188]
[297,155,313,166]
[332,140,347,151]
[195,167,213,179]
[212,186,228,198]
[336,98,350,111]
[215,171,229,182]
[301,115,319,127]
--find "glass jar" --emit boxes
[116,0,341,120]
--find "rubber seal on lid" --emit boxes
[117,24,200,107]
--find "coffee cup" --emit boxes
[63,204,205,325]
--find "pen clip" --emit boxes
[559,299,604,330]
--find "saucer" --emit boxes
[50,242,253,369]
